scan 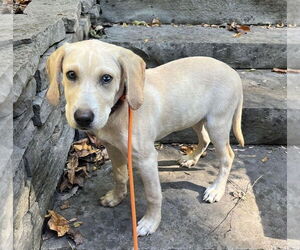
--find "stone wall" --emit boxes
[12,0,96,249]
[0,14,13,250]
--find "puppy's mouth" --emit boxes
[76,124,93,131]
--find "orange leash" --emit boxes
[127,106,139,250]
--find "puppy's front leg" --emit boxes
[100,144,128,207]
[135,147,162,236]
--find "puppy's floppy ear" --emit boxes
[46,44,68,105]
[119,48,146,110]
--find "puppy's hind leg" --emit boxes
[100,144,128,207]
[203,119,235,203]
[179,120,210,168]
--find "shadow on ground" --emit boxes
[41,145,288,249]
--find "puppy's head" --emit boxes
[46,40,145,131]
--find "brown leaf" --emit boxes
[86,132,103,148]
[233,33,242,38]
[276,23,285,28]
[261,156,269,163]
[227,22,237,31]
[47,210,70,237]
[227,22,250,37]
[180,145,194,155]
[67,155,79,185]
[272,68,300,74]
[60,201,70,210]
[151,18,161,27]
[132,20,149,27]
[73,138,99,158]
[237,25,250,33]
[73,221,83,228]
[15,0,31,4]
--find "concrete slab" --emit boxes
[98,0,288,25]
[100,25,296,69]
[41,145,289,249]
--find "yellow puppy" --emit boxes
[47,40,244,236]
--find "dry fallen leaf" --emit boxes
[151,18,161,27]
[272,68,300,74]
[180,145,195,155]
[59,136,109,192]
[15,0,31,4]
[132,20,149,27]
[261,156,269,163]
[227,22,251,38]
[11,0,31,14]
[67,154,79,185]
[233,33,242,38]
[237,25,250,33]
[73,138,98,158]
[47,210,70,237]
[276,23,285,28]
[73,221,83,228]
[86,132,103,148]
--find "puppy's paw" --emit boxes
[178,155,197,168]
[178,152,207,168]
[100,189,126,207]
[137,214,161,236]
[203,183,225,203]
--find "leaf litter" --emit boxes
[272,68,300,74]
[227,22,251,38]
[46,210,70,237]
[45,134,109,245]
[45,210,84,245]
[59,135,108,192]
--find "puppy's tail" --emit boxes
[233,95,245,147]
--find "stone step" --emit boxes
[98,0,289,25]
[100,25,300,69]
[160,70,287,145]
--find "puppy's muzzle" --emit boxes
[74,109,94,129]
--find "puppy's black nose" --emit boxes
[74,109,94,128]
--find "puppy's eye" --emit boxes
[101,74,113,84]
[66,71,77,81]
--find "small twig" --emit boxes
[224,211,234,238]
[251,175,263,188]
[208,175,263,235]
[208,198,241,235]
